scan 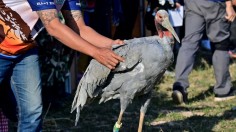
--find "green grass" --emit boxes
[9,50,236,132]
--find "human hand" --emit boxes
[93,47,124,69]
[175,2,181,9]
[154,7,159,13]
[229,51,236,58]
[225,2,236,22]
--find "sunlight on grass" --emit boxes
[153,58,236,131]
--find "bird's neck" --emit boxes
[158,30,172,38]
[163,31,172,38]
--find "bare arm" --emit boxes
[62,10,123,48]
[233,0,236,6]
[36,9,123,69]
[175,2,181,9]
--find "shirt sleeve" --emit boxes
[61,0,81,10]
[27,0,57,11]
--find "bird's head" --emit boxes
[155,10,180,44]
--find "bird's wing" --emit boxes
[71,59,110,112]
[70,44,127,110]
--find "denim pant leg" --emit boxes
[11,50,43,132]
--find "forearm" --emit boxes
[79,26,113,48]
[62,10,113,48]
[37,9,99,58]
[51,21,99,57]
[37,9,123,69]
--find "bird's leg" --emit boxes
[113,110,124,132]
[138,112,145,132]
[138,93,152,132]
[117,110,124,124]
[113,96,130,132]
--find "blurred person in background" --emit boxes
[172,0,236,105]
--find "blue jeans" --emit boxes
[0,49,42,132]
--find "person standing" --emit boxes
[172,0,236,104]
[0,0,124,131]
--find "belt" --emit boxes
[0,48,14,56]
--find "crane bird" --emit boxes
[71,10,180,132]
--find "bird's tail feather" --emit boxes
[75,107,81,126]
[71,63,95,125]
[71,83,82,113]
[71,83,88,113]
[71,83,83,126]
[71,68,89,112]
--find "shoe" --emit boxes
[214,89,236,102]
[172,90,188,105]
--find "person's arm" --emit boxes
[175,0,182,9]
[36,9,123,69]
[229,51,236,58]
[175,2,182,9]
[61,10,123,48]
[232,0,236,6]
[225,0,236,22]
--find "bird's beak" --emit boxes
[161,17,180,43]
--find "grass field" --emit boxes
[10,49,236,132]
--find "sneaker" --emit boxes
[214,89,236,102]
[172,90,188,105]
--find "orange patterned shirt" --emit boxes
[0,0,80,56]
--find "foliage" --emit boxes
[36,29,75,107]
[36,29,74,88]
